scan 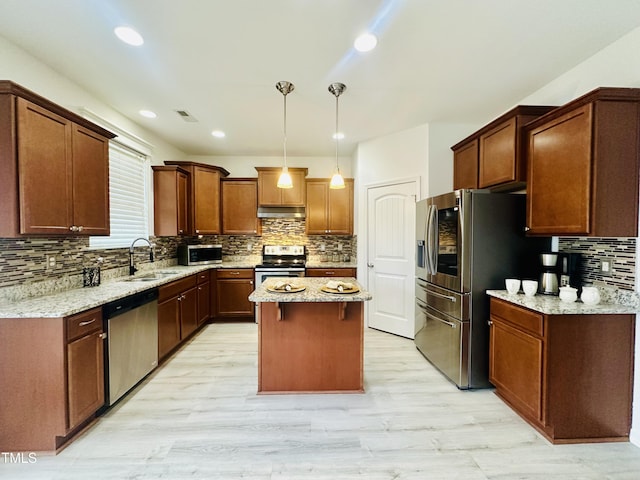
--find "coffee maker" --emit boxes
[558,252,583,293]
[539,253,559,295]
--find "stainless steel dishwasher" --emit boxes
[103,288,159,406]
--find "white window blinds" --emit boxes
[89,142,150,249]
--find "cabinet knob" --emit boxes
[367,263,374,268]
[524,226,530,232]
[179,229,184,234]
[69,225,78,232]
[77,225,84,232]
[195,229,200,234]
[487,320,493,326]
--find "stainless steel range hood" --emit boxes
[257,206,306,219]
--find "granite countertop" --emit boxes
[249,277,372,303]
[304,261,358,269]
[0,260,257,319]
[0,259,362,319]
[487,290,640,315]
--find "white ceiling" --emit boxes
[1,0,640,157]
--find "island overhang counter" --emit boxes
[249,277,372,394]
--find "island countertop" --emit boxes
[249,277,372,303]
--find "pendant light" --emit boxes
[328,82,346,189]
[276,81,294,189]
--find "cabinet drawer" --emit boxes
[159,274,197,302]
[306,268,356,277]
[196,270,210,284]
[66,307,103,342]
[490,298,543,337]
[217,269,253,279]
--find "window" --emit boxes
[89,142,150,249]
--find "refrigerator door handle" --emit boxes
[421,308,457,329]
[416,299,457,328]
[425,288,457,303]
[426,205,438,274]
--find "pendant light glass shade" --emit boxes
[328,83,346,189]
[276,81,294,189]
[277,166,293,189]
[330,170,345,189]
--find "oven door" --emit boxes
[253,268,305,323]
[254,268,305,286]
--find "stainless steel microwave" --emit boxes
[178,244,222,265]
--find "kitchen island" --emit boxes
[249,277,372,394]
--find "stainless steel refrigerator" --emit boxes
[415,189,547,389]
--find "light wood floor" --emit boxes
[3,322,640,479]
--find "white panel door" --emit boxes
[366,181,417,338]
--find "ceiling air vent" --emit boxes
[174,110,198,123]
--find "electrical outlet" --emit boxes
[247,243,253,252]
[337,243,343,251]
[46,255,56,269]
[600,258,613,276]
[320,243,325,252]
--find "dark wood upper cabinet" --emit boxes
[451,105,556,192]
[255,167,308,206]
[221,178,260,235]
[164,161,230,235]
[525,87,640,237]
[153,165,190,236]
[305,178,353,235]
[0,81,115,237]
[452,138,479,190]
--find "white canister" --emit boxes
[559,286,578,303]
[580,286,601,305]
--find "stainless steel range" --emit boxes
[254,245,306,283]
[254,245,306,322]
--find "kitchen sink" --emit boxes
[121,271,180,282]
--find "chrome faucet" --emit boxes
[129,237,154,275]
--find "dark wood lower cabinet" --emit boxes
[305,267,356,277]
[0,307,105,452]
[215,269,255,319]
[158,275,199,360]
[489,297,634,444]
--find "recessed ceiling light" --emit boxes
[332,132,345,140]
[211,130,226,138]
[354,32,377,52]
[114,26,144,46]
[139,109,156,118]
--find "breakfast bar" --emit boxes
[249,277,372,394]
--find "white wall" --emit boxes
[514,24,640,447]
[0,34,185,162]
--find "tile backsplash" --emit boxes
[558,237,636,290]
[0,219,356,300]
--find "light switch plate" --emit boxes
[600,258,613,276]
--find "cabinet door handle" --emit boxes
[230,271,239,275]
[367,263,374,268]
[79,318,96,327]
